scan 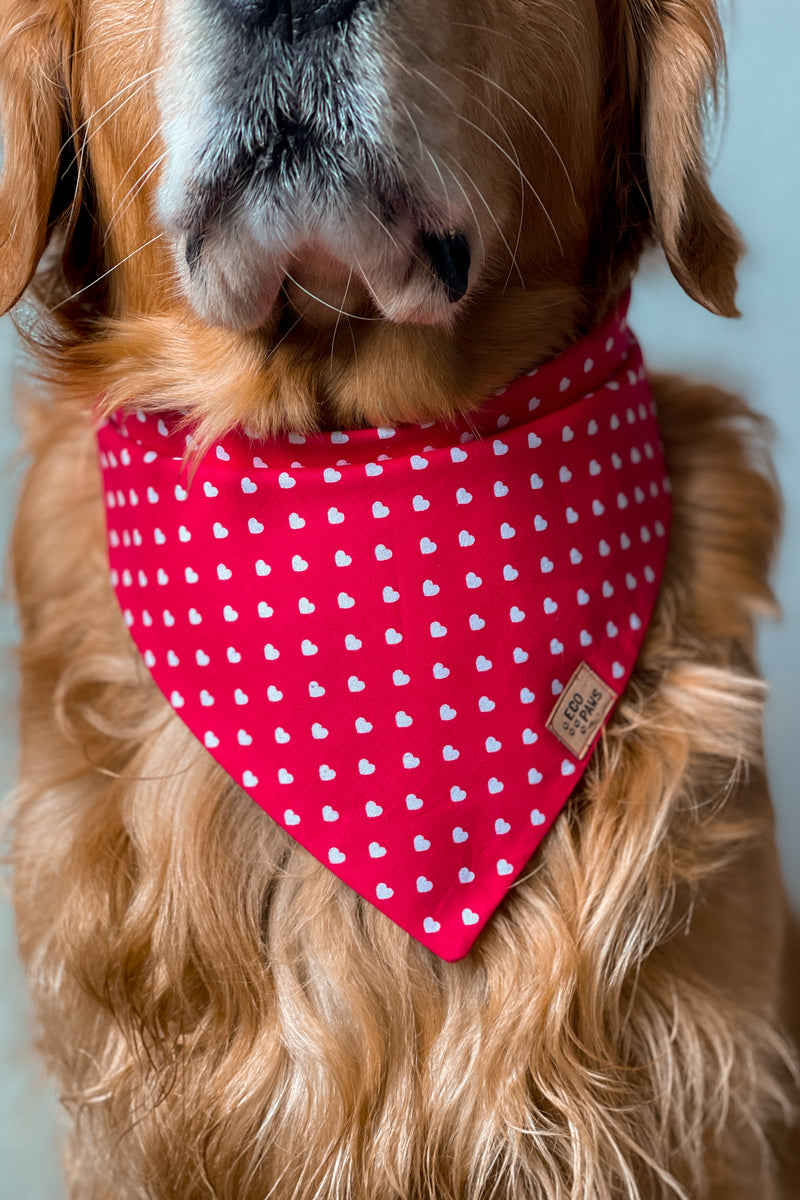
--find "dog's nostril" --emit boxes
[218,0,362,38]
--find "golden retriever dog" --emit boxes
[1,0,798,1195]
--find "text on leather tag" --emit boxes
[546,662,619,760]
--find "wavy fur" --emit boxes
[5,379,795,1198]
[1,0,798,1195]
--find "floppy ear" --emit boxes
[635,0,741,316]
[0,3,73,314]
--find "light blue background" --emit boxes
[1,3,797,1194]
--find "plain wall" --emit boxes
[0,1,797,1193]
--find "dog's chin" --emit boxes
[283,243,473,330]
[173,227,473,335]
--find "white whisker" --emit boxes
[109,127,163,205]
[61,71,158,171]
[459,65,577,206]
[440,162,486,264]
[403,60,563,255]
[442,156,525,289]
[329,266,354,375]
[48,232,167,312]
[104,149,168,244]
[360,203,402,253]
[279,265,383,323]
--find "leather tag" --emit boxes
[546,663,618,760]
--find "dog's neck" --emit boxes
[91,276,625,454]
[274,277,617,427]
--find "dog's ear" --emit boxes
[0,2,74,315]
[631,0,741,316]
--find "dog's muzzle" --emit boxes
[157,0,479,328]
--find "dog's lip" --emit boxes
[419,231,471,304]
[281,244,376,323]
[280,224,473,328]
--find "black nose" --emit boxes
[221,0,361,38]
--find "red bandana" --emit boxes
[97,298,670,960]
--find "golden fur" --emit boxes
[1,0,797,1195]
